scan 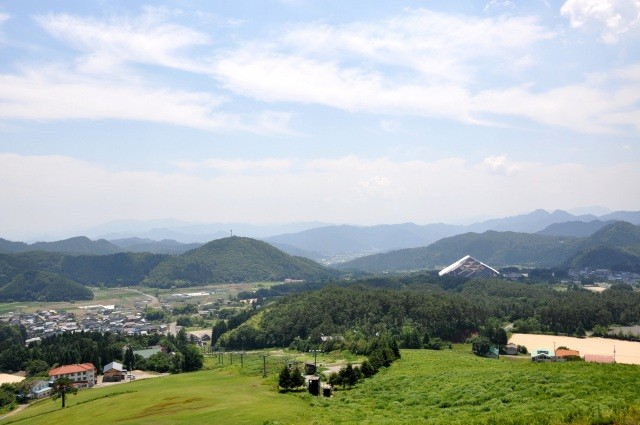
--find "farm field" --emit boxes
[3,347,640,424]
[509,333,640,364]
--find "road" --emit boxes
[124,288,160,308]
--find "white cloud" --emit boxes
[484,1,515,13]
[36,9,210,74]
[172,158,293,173]
[0,66,292,134]
[482,155,522,175]
[561,0,640,43]
[2,153,639,239]
[472,63,640,133]
[279,9,552,83]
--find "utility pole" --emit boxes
[262,354,267,377]
[309,349,322,370]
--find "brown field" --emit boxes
[0,374,24,385]
[510,333,640,364]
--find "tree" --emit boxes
[181,345,204,372]
[278,365,291,390]
[289,366,305,389]
[25,359,49,377]
[50,377,77,408]
[339,364,358,389]
[471,336,492,356]
[124,346,135,372]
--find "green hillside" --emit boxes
[338,231,580,272]
[4,348,640,425]
[0,251,166,287]
[566,245,640,272]
[0,271,93,302]
[59,252,168,286]
[143,236,339,287]
[338,222,640,272]
[584,221,640,248]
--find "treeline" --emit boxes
[216,275,640,351]
[218,284,485,350]
[460,280,640,335]
[0,324,202,375]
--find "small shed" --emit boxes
[103,361,126,382]
[531,348,555,362]
[504,343,518,355]
[304,362,317,375]
[555,348,580,361]
[308,376,320,396]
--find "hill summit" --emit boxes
[143,237,338,287]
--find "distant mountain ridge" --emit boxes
[109,238,203,254]
[0,236,123,255]
[337,222,640,273]
[267,209,640,259]
[536,220,614,237]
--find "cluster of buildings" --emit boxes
[529,347,615,363]
[568,268,640,286]
[1,305,174,342]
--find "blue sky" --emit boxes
[1,0,639,240]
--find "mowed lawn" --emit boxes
[5,347,640,425]
[295,346,640,425]
[0,368,307,425]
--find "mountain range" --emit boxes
[337,221,640,273]
[3,209,640,263]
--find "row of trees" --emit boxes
[0,324,203,375]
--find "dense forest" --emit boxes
[0,323,202,375]
[0,271,93,302]
[216,275,640,351]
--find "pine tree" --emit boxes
[289,366,305,389]
[278,365,291,390]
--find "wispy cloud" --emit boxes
[35,8,210,74]
[0,66,291,134]
[561,0,640,43]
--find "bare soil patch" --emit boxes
[509,333,640,364]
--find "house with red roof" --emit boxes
[48,363,96,388]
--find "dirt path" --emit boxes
[0,403,28,421]
[124,288,160,308]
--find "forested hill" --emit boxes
[564,221,640,271]
[142,237,339,287]
[217,277,640,351]
[0,236,123,255]
[336,222,640,273]
[0,251,167,287]
[336,231,580,272]
[0,271,93,302]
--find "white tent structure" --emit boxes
[438,255,499,278]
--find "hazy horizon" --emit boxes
[1,1,639,239]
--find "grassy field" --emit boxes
[3,346,640,425]
[0,358,307,425]
[298,346,640,425]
